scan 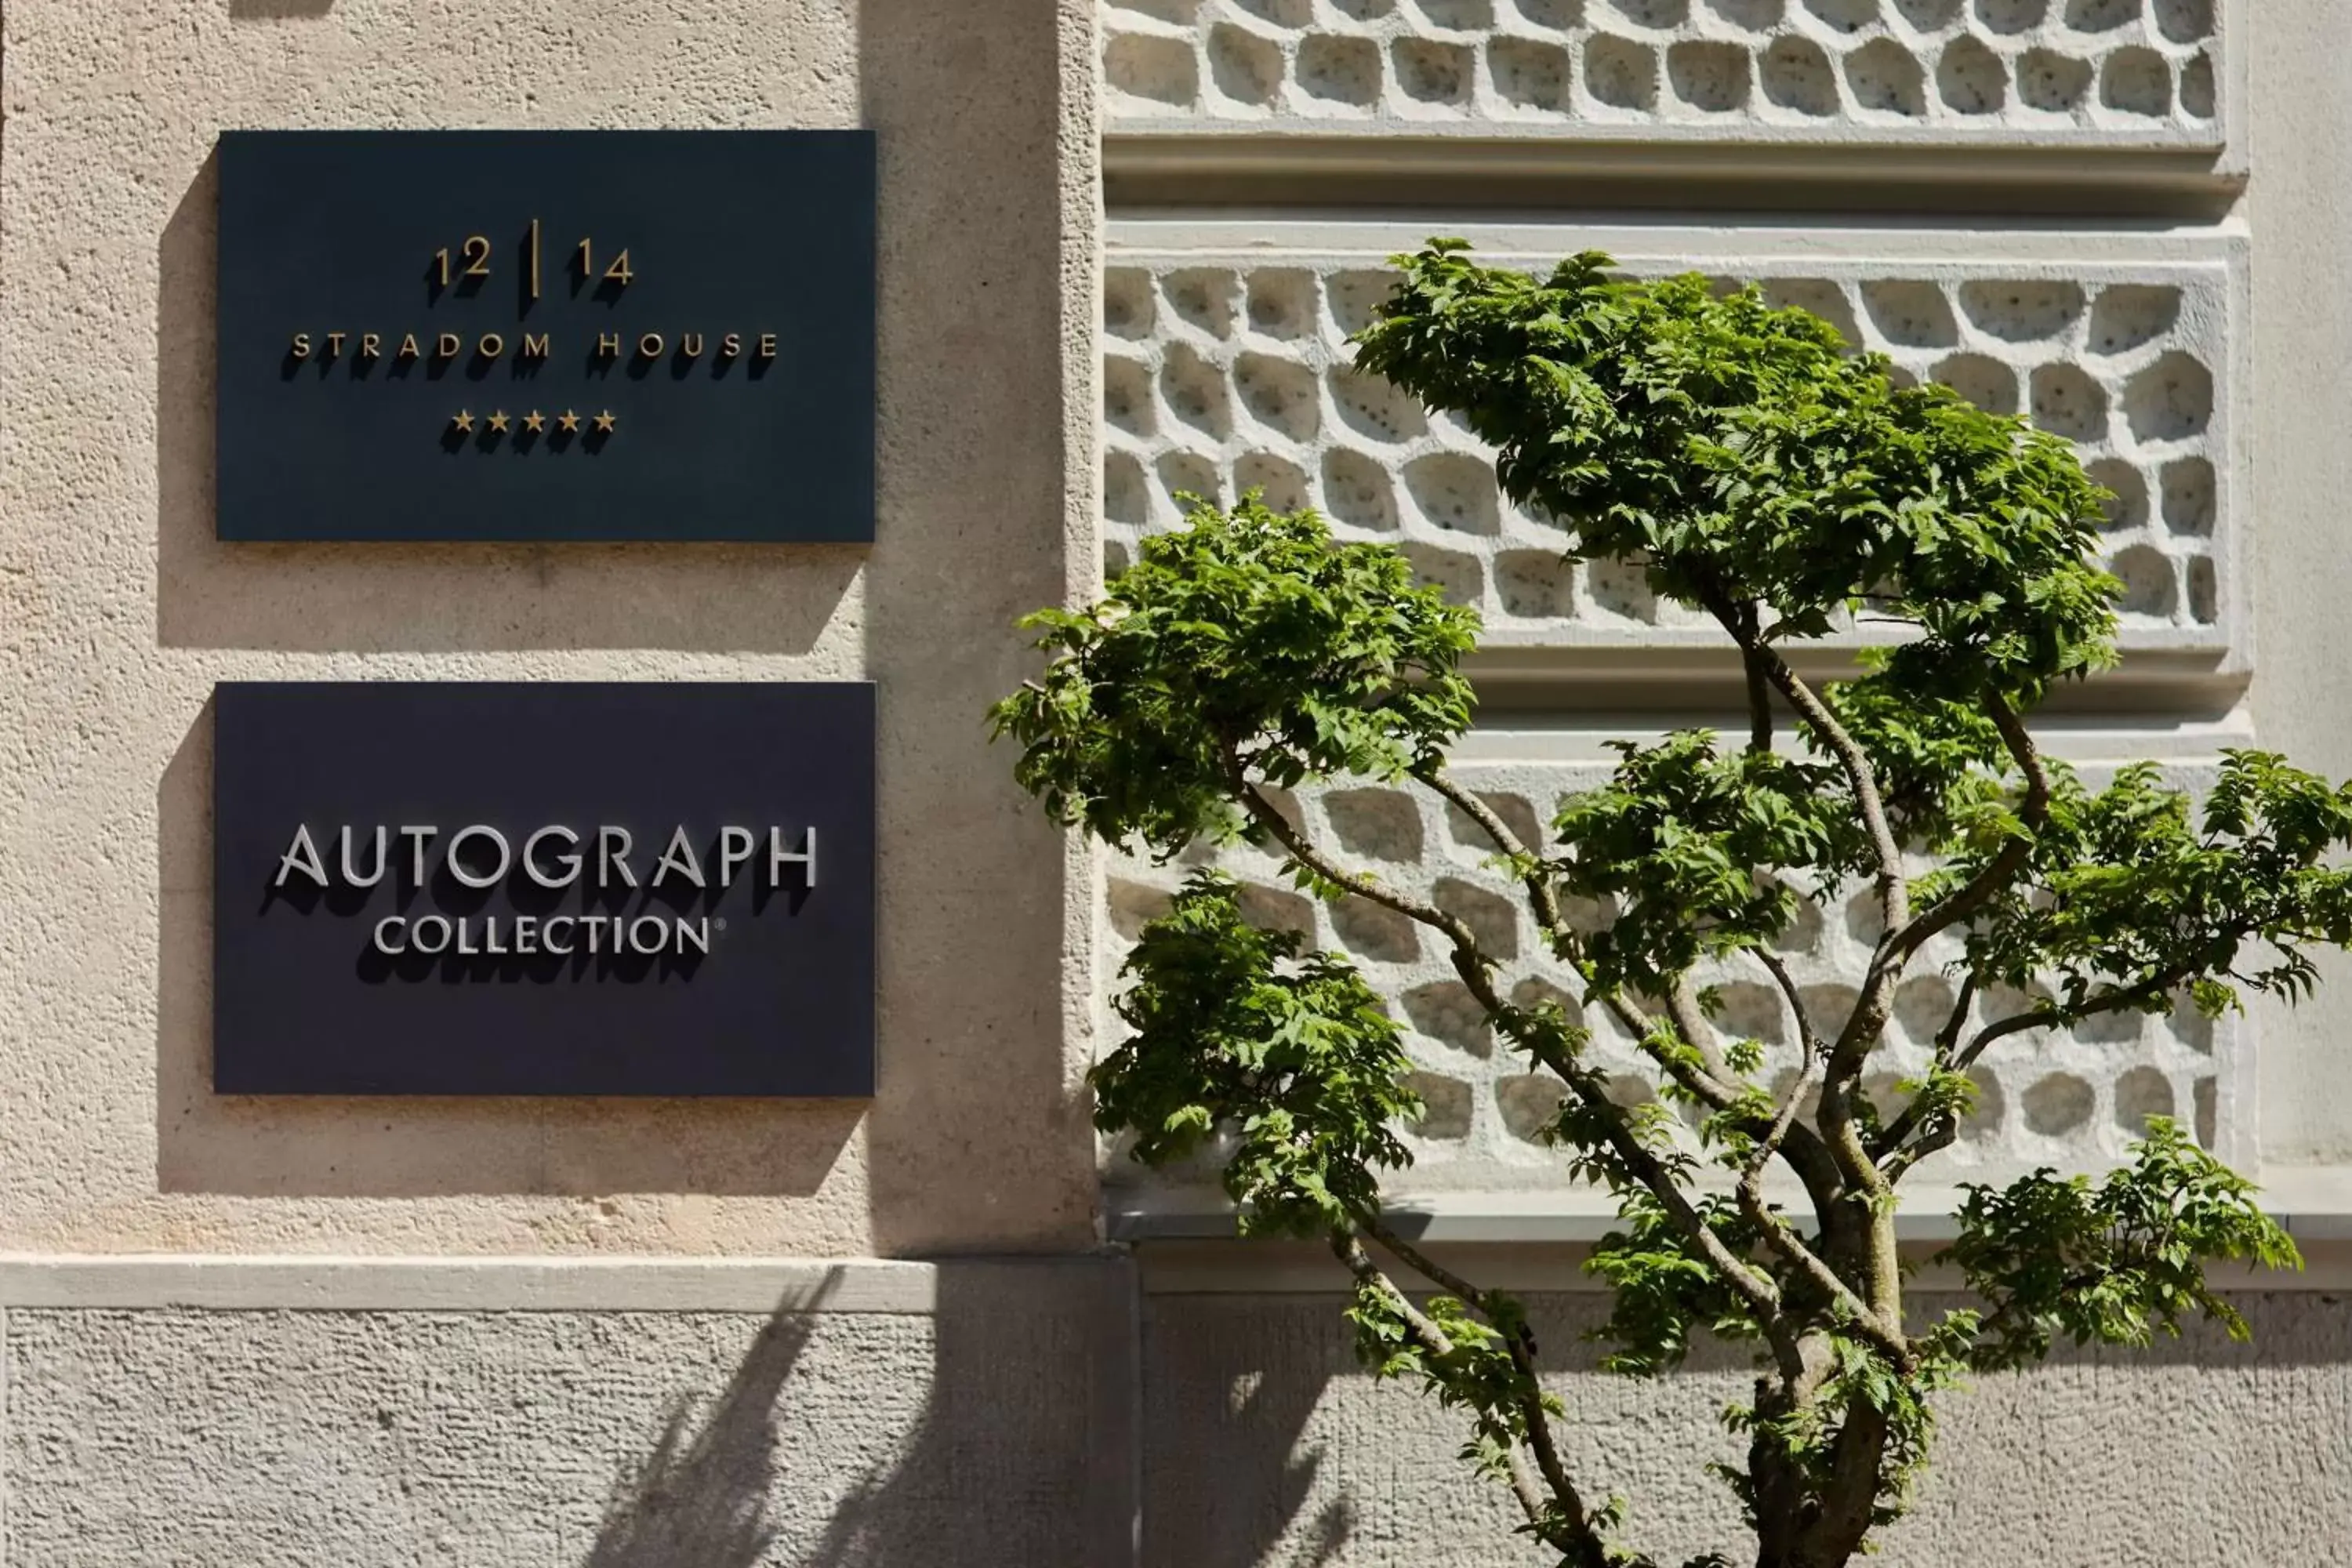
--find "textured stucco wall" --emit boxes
[0,0,1102,1255]
[1144,1285,2352,1568]
[2,1260,1137,1567]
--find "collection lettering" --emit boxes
[270,821,817,960]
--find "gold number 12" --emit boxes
[434,234,492,286]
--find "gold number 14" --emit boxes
[575,239,633,286]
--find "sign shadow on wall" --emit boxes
[154,154,864,658]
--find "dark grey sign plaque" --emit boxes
[212,682,876,1097]
[216,129,876,543]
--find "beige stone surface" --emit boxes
[0,0,1102,1254]
[2,1259,1138,1566]
[1145,1287,2352,1567]
[2241,0,2352,1171]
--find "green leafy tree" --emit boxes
[993,243,2336,1567]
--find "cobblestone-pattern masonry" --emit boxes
[1105,248,2236,659]
[1103,0,2223,143]
[1104,762,2238,1196]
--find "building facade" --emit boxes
[0,0,2346,1562]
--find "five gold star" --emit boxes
[452,408,622,441]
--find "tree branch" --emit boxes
[1867,973,1977,1166]
[1501,1325,1592,1562]
[1937,972,1980,1059]
[1880,969,2190,1181]
[1356,1218,1596,1560]
[1734,1033,1913,1369]
[1416,759,1859,1304]
[1221,746,1480,953]
[1657,980,1759,1114]
[1706,626,1914,1337]
[1363,1214,1490,1306]
[1484,992,1791,1327]
[1770,649,1909,939]
[1330,1233,1612,1568]
[1953,969,2186,1076]
[1755,947,1821,1054]
[1226,742,1847,1383]
[1740,608,1774,756]
[1816,956,1909,1328]
[1698,589,1908,938]
[1411,764,1834,1185]
[1744,946,1861,1203]
[1884,691,2051,962]
[1410,765,1569,948]
[1692,589,1910,1338]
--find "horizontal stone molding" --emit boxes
[1103,0,2235,154]
[1,1241,2344,1307]
[1116,1186,2352,1252]
[1102,134,2242,218]
[0,1255,1127,1313]
[1103,220,2249,679]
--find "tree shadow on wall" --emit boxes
[1137,1290,1353,1568]
[580,1298,816,1568]
[1156,1377,1352,1568]
[582,1261,1134,1568]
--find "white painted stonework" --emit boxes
[1105,757,2248,1204]
[1105,222,2244,666]
[1103,0,2231,146]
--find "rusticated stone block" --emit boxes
[1104,0,2227,144]
[1104,230,2241,665]
[1103,757,2242,1195]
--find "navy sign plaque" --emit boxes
[216,130,876,543]
[212,682,877,1096]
